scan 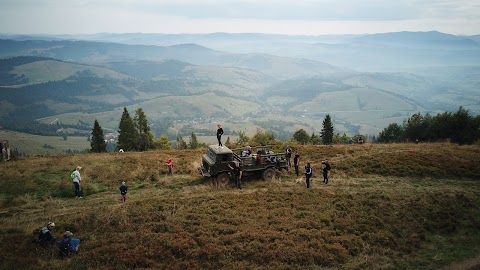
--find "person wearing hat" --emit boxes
[39,222,56,245]
[57,230,80,257]
[119,181,128,202]
[72,166,82,199]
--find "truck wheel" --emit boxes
[262,168,276,180]
[216,173,230,186]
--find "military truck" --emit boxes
[198,145,288,184]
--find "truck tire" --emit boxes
[262,168,276,180]
[216,172,230,186]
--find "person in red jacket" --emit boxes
[166,158,173,176]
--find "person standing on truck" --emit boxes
[285,145,293,167]
[228,161,243,189]
[293,151,300,176]
[216,124,224,148]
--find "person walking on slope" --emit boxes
[285,145,293,167]
[322,159,331,184]
[72,166,82,199]
[305,163,313,189]
[119,181,128,202]
[293,151,300,176]
[216,124,224,148]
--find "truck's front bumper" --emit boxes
[198,166,211,177]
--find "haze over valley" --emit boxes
[1,31,480,153]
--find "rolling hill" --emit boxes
[1,32,480,154]
[0,143,479,269]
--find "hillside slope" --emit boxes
[0,143,479,270]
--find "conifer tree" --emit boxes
[310,132,321,145]
[91,119,107,153]
[225,136,232,148]
[176,134,187,149]
[189,132,199,149]
[133,108,154,151]
[320,114,334,145]
[117,107,137,151]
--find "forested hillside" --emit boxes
[1,31,479,154]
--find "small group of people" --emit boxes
[285,145,301,177]
[35,222,80,258]
[305,159,331,188]
[284,145,332,188]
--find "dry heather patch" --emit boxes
[0,143,479,269]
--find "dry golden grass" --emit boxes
[0,143,479,270]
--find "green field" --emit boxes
[0,130,89,156]
[12,60,131,84]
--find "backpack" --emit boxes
[70,171,75,179]
[58,238,72,257]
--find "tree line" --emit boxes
[377,107,480,145]
[90,107,479,154]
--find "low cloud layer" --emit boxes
[1,0,479,35]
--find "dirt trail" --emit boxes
[441,255,480,270]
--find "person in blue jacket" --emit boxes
[57,231,80,257]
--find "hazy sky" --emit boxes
[1,0,479,35]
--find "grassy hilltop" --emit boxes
[0,143,479,270]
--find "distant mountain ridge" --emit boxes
[2,31,478,71]
[0,39,343,79]
[0,31,479,142]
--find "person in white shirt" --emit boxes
[72,166,82,199]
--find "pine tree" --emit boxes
[310,132,321,145]
[91,119,107,153]
[189,132,199,149]
[117,107,137,151]
[133,108,154,151]
[236,131,250,145]
[176,134,187,149]
[225,136,232,148]
[320,114,334,145]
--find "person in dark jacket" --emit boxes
[285,145,293,167]
[322,159,331,184]
[305,163,312,188]
[293,151,300,176]
[216,124,224,148]
[228,161,243,189]
[119,181,128,202]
